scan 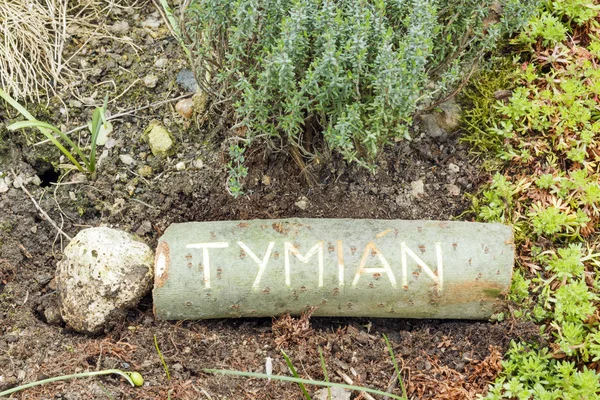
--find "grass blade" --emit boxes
[318,347,331,400]
[204,369,408,399]
[0,88,37,122]
[154,334,171,380]
[8,121,86,172]
[281,350,311,400]
[0,88,55,140]
[88,106,103,174]
[384,334,407,399]
[0,369,141,397]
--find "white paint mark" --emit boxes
[186,242,229,288]
[238,241,275,289]
[352,242,397,287]
[401,242,443,291]
[156,252,166,277]
[337,240,344,286]
[284,242,324,287]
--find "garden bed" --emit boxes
[0,1,548,399]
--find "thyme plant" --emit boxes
[185,0,534,193]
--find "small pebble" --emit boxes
[119,154,135,166]
[446,184,461,196]
[135,220,152,236]
[143,74,158,88]
[295,197,309,210]
[411,179,425,198]
[193,159,204,169]
[448,163,460,173]
[175,98,194,119]
[154,58,168,68]
[109,20,130,35]
[175,161,186,171]
[0,179,8,193]
[138,165,153,177]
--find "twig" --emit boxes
[11,170,72,241]
[336,370,376,400]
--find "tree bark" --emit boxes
[153,218,514,320]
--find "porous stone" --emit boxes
[144,122,175,158]
[55,227,154,334]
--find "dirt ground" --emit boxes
[0,2,543,399]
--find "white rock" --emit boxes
[55,227,154,333]
[411,179,425,198]
[0,179,9,193]
[448,163,460,173]
[295,196,309,210]
[193,159,204,169]
[175,161,186,171]
[119,154,135,165]
[141,15,162,28]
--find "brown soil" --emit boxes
[0,2,543,399]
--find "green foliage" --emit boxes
[227,144,248,197]
[185,0,535,192]
[1,88,109,177]
[463,1,600,398]
[482,342,600,399]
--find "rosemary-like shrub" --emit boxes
[185,0,534,191]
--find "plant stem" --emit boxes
[0,369,136,397]
[204,369,407,399]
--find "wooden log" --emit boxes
[153,219,514,320]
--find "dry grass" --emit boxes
[0,0,138,103]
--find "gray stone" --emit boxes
[193,159,204,169]
[448,163,460,173]
[136,220,153,236]
[55,227,154,334]
[421,98,461,140]
[109,21,130,35]
[176,69,198,92]
[446,184,461,196]
[119,154,135,166]
[154,58,168,69]
[144,122,175,158]
[143,74,159,88]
